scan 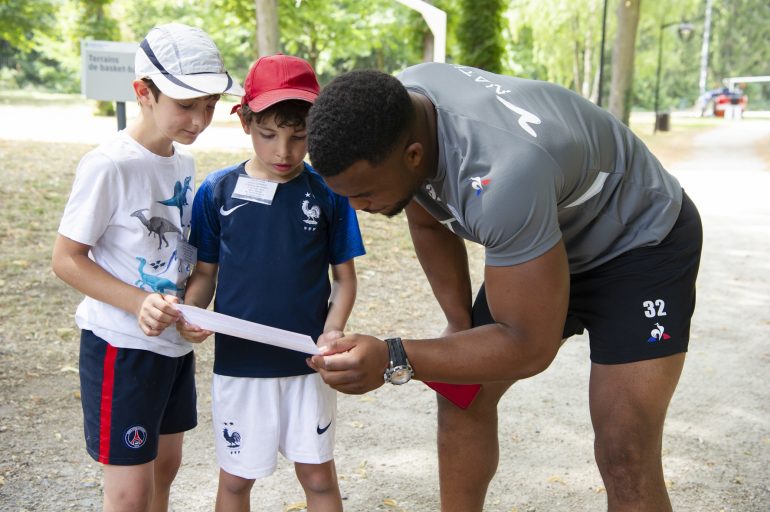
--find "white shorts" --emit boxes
[211,372,337,480]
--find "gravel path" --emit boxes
[0,105,768,511]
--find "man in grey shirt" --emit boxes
[306,63,702,511]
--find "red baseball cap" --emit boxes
[231,54,319,114]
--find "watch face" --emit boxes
[390,366,413,385]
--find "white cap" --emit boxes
[135,23,244,99]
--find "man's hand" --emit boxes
[307,334,389,395]
[137,293,181,336]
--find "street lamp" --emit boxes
[653,19,696,133]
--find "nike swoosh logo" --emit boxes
[219,203,248,216]
[317,420,332,435]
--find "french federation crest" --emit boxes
[301,199,320,225]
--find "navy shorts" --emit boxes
[79,330,197,465]
[473,191,702,365]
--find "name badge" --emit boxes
[232,175,278,205]
[177,238,198,266]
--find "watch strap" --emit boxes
[385,337,408,367]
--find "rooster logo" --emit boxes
[301,199,321,225]
[470,176,491,196]
[222,422,241,454]
[647,322,672,343]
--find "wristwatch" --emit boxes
[383,337,414,385]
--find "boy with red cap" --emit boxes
[52,23,243,511]
[178,54,365,511]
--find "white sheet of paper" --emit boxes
[176,304,320,355]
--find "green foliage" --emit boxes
[504,24,548,80]
[2,0,769,110]
[121,0,255,81]
[709,0,770,80]
[457,0,503,72]
[0,1,80,92]
[0,0,57,52]
[505,0,605,95]
[74,0,120,43]
[281,0,423,82]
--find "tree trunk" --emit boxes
[255,0,279,56]
[608,0,641,125]
[421,0,435,62]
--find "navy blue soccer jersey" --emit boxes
[189,162,365,377]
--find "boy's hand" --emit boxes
[317,330,344,349]
[138,293,181,336]
[176,318,213,343]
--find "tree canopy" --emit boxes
[1,0,768,109]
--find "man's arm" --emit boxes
[405,201,473,333]
[309,240,569,394]
[51,234,181,336]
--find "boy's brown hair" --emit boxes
[241,99,312,128]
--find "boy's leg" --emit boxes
[215,469,255,512]
[589,354,684,511]
[152,350,197,512]
[211,374,281,510]
[294,460,343,512]
[281,373,341,510]
[103,463,154,512]
[79,331,197,512]
[150,432,184,512]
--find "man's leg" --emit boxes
[437,380,514,512]
[589,353,685,512]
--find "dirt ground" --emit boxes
[0,102,769,512]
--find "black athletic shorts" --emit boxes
[79,330,197,465]
[472,191,702,365]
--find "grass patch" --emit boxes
[0,89,86,107]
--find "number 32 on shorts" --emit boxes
[643,299,667,318]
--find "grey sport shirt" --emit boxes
[400,63,683,274]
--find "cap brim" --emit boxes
[246,88,317,112]
[147,72,245,100]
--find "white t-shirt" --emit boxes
[58,131,195,357]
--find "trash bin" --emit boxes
[655,112,670,132]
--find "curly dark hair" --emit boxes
[241,99,311,128]
[307,70,415,177]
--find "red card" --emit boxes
[425,381,482,409]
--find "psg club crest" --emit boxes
[124,426,148,449]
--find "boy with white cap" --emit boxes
[177,54,364,511]
[52,23,243,511]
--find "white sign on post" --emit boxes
[81,40,138,102]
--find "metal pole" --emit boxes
[698,0,713,95]
[597,0,609,107]
[116,102,126,131]
[653,22,665,134]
